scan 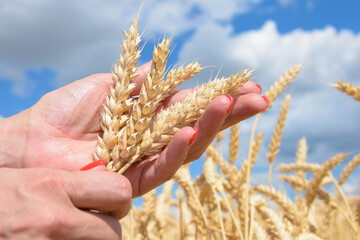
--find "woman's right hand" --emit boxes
[0,167,132,240]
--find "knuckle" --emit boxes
[191,152,203,161]
[164,172,175,182]
[111,175,132,202]
[37,209,69,234]
[16,209,69,237]
[23,169,66,194]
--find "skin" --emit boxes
[0,61,267,239]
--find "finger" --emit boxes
[124,127,196,198]
[184,95,231,164]
[222,93,268,129]
[67,209,122,240]
[108,199,132,220]
[64,171,132,212]
[234,80,262,96]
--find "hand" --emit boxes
[0,167,132,239]
[0,61,267,197]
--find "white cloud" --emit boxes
[178,20,360,166]
[1,1,359,172]
[0,0,263,96]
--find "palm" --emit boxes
[24,74,113,170]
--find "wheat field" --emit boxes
[98,14,360,240]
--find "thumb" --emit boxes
[63,169,132,214]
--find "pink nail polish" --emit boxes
[262,96,269,111]
[189,127,198,146]
[226,95,234,116]
[80,159,106,171]
[256,84,262,94]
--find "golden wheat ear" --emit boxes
[94,15,141,169]
[331,80,360,101]
[264,64,301,108]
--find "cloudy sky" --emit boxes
[1,0,360,194]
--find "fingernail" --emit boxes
[256,84,262,94]
[80,159,106,171]
[226,95,234,116]
[189,127,198,146]
[262,96,269,111]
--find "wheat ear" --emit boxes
[256,204,291,240]
[206,144,241,199]
[229,124,239,165]
[164,61,203,93]
[173,165,211,237]
[112,37,172,172]
[252,221,270,240]
[203,157,244,240]
[238,132,263,183]
[331,80,360,101]
[267,95,291,187]
[95,16,141,166]
[254,185,300,226]
[155,179,174,238]
[264,64,301,108]
[296,233,323,240]
[278,162,321,173]
[338,154,360,185]
[305,153,347,206]
[203,157,226,240]
[279,175,308,190]
[295,137,308,193]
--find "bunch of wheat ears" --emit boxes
[95,15,360,239]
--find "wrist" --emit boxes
[0,110,29,168]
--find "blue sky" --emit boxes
[1,0,360,195]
